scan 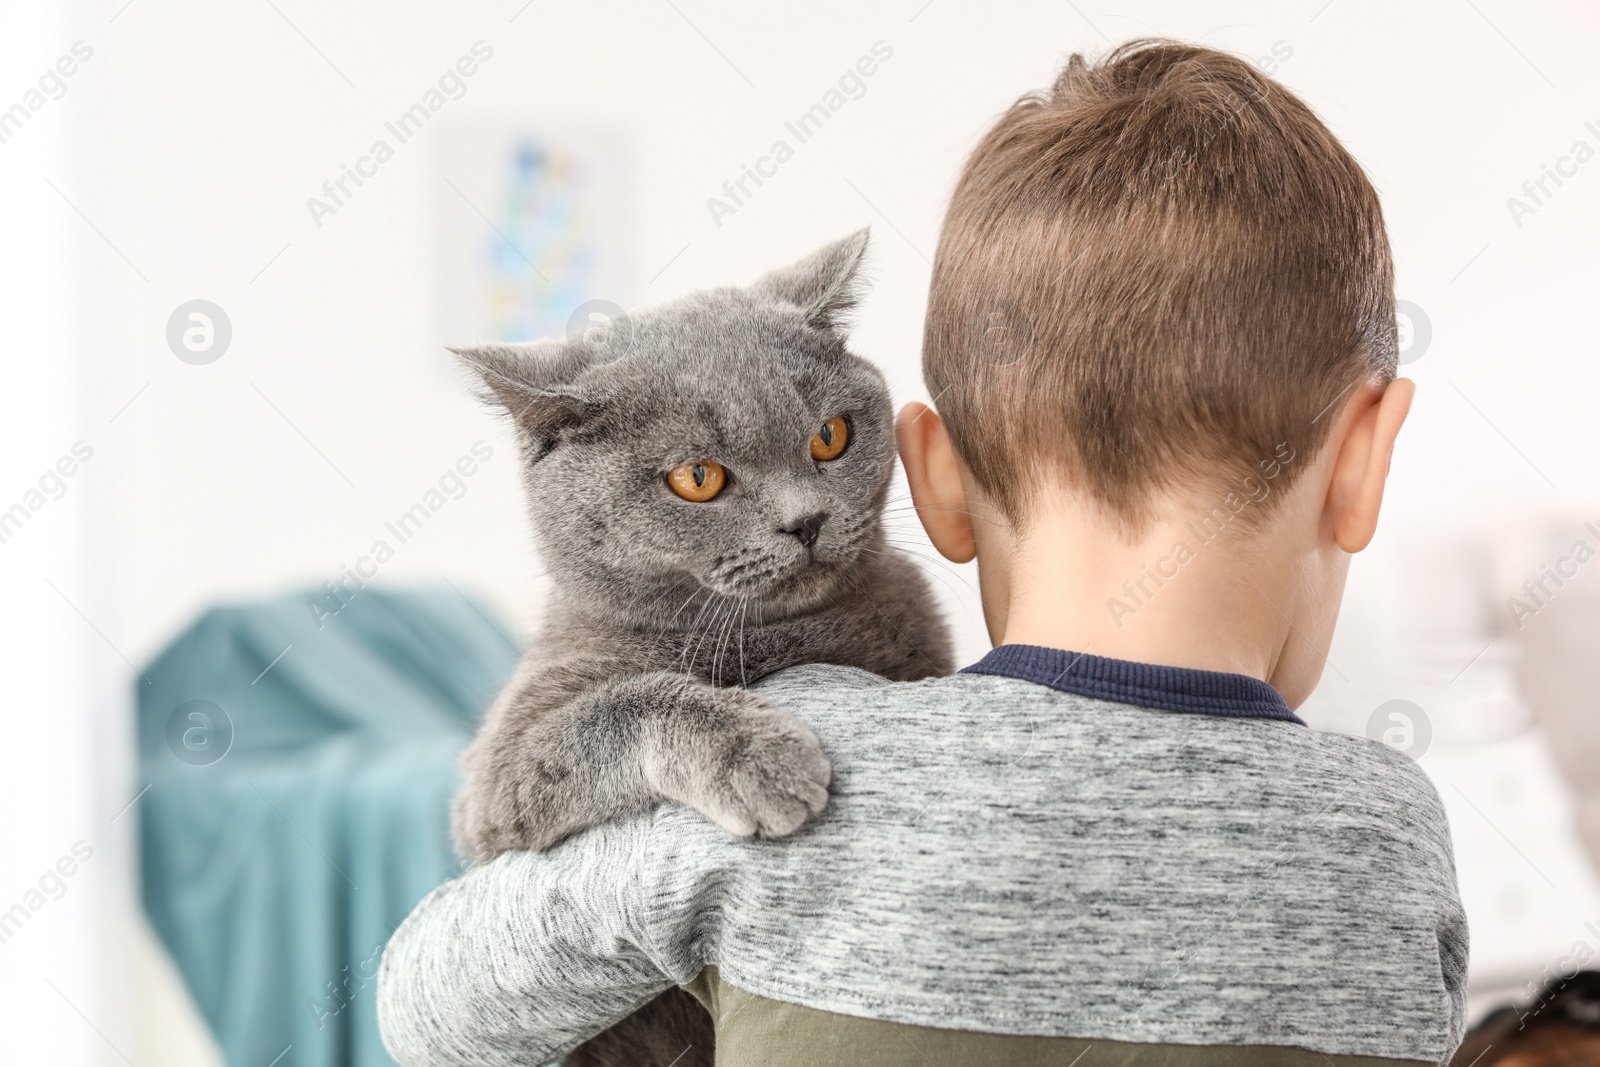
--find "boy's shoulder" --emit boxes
[1302,728,1459,860]
[646,663,1467,1062]
[757,660,1439,775]
[751,660,1459,879]
[754,661,902,695]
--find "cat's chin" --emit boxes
[713,553,862,618]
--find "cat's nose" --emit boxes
[780,511,828,549]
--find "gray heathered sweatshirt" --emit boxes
[378,646,1468,1066]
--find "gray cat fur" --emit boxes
[446,231,953,1067]
[451,229,953,863]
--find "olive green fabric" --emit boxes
[682,968,1433,1067]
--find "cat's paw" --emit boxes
[652,694,832,839]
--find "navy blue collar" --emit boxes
[961,644,1305,725]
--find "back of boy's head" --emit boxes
[924,39,1397,533]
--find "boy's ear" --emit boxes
[449,341,596,453]
[1326,377,1415,553]
[896,401,978,564]
[751,228,870,333]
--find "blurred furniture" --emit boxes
[1489,514,1600,869]
[1513,588,1600,874]
[137,587,519,1067]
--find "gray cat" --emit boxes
[450,230,953,1067]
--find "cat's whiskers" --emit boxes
[858,541,988,634]
[711,597,739,685]
[668,586,707,626]
[874,538,981,589]
[882,492,1013,520]
[697,601,729,675]
[829,563,945,679]
[683,603,710,674]
[697,597,739,679]
[737,597,749,686]
[882,502,1014,527]
[878,540,979,585]
[679,593,720,671]
[877,519,984,553]
[721,596,746,686]
[617,579,689,634]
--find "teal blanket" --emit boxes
[137,586,520,1067]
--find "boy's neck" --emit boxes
[981,494,1336,700]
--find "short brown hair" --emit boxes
[924,39,1396,531]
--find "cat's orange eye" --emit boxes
[809,416,849,462]
[667,460,727,502]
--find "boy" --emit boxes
[379,39,1465,1066]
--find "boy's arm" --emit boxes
[376,816,677,1067]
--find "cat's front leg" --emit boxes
[633,674,832,839]
[455,670,830,859]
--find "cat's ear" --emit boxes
[449,341,594,451]
[751,228,870,333]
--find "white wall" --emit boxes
[2,0,1597,1062]
[0,5,137,1064]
